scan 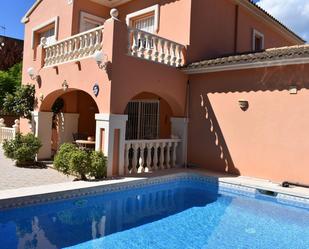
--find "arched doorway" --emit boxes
[124,92,173,140]
[40,89,99,156]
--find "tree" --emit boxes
[2,84,36,120]
[0,63,22,108]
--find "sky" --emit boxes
[0,0,308,42]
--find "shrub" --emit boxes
[2,133,42,166]
[89,151,107,179]
[54,143,107,180]
[53,143,77,175]
[69,149,90,180]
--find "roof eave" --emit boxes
[183,57,309,75]
[21,0,42,24]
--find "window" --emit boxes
[132,14,155,33]
[125,100,160,140]
[126,4,160,34]
[31,17,59,49]
[252,29,264,51]
[39,27,56,46]
[80,12,105,32]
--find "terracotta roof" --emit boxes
[185,45,309,72]
[247,0,305,43]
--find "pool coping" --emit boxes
[0,170,308,210]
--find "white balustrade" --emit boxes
[128,28,185,67]
[43,25,104,67]
[0,119,19,144]
[124,139,181,174]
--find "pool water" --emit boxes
[0,178,308,249]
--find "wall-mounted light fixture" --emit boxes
[289,86,297,95]
[27,67,38,80]
[93,51,108,70]
[238,99,249,111]
[62,80,68,92]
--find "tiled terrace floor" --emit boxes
[0,148,74,190]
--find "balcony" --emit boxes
[42,20,186,68]
[124,139,182,174]
[128,28,186,67]
[43,25,104,67]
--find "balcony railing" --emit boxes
[124,139,181,174]
[0,119,19,144]
[43,25,104,67]
[128,28,186,67]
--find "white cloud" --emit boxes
[257,0,309,42]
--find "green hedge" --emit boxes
[2,133,42,166]
[54,143,107,180]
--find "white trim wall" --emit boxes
[171,117,188,167]
[126,4,160,33]
[31,16,59,49]
[95,114,128,177]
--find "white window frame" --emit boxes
[31,16,59,49]
[126,4,160,33]
[79,11,105,33]
[252,29,265,51]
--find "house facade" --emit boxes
[21,0,309,184]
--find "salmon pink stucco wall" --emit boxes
[187,0,302,63]
[108,20,188,118]
[118,0,192,46]
[188,64,309,184]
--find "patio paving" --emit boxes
[0,147,74,190]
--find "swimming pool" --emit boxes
[0,175,308,249]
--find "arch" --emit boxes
[40,89,100,154]
[124,92,173,139]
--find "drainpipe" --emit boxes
[234,5,239,54]
[184,80,190,168]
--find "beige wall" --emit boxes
[188,64,309,184]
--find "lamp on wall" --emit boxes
[93,51,108,69]
[27,67,38,80]
[62,80,68,92]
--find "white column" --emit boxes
[58,113,79,145]
[32,112,53,160]
[170,117,189,167]
[95,114,128,177]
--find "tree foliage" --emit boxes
[0,63,22,108]
[2,84,36,120]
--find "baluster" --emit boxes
[153,37,159,62]
[166,142,172,169]
[131,143,138,173]
[145,143,152,172]
[138,31,146,58]
[172,141,178,168]
[60,43,65,62]
[125,143,130,174]
[165,41,172,65]
[153,142,159,171]
[95,31,100,49]
[160,39,166,63]
[137,143,145,173]
[56,45,60,63]
[171,43,177,67]
[159,142,165,170]
[131,30,139,56]
[78,36,84,58]
[145,34,153,60]
[84,34,89,55]
[177,45,183,66]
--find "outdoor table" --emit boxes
[75,140,96,150]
